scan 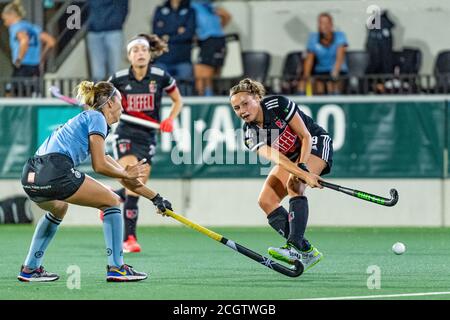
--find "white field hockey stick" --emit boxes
[49,86,160,130]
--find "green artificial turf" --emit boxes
[1,225,450,300]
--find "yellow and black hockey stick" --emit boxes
[163,209,304,278]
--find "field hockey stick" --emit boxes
[49,86,160,130]
[163,209,304,278]
[319,181,399,207]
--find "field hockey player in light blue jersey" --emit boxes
[18,80,172,282]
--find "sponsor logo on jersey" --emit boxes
[272,126,298,154]
[275,119,286,129]
[125,84,132,91]
[126,94,155,112]
[149,81,157,93]
[27,172,35,183]
[246,138,255,149]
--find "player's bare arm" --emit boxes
[256,145,322,189]
[90,133,146,180]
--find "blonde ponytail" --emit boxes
[75,80,116,110]
[2,0,26,18]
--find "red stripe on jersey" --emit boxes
[164,81,177,93]
[125,111,159,124]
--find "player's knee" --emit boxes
[53,202,68,220]
[100,193,121,209]
[258,196,278,214]
[287,182,306,197]
[110,194,121,207]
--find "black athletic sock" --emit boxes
[267,206,290,239]
[287,196,310,251]
[113,188,127,202]
[123,195,139,241]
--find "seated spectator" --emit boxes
[298,12,348,95]
[152,0,195,96]
[2,0,55,97]
[86,0,128,81]
[191,0,231,96]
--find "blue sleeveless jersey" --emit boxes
[9,20,42,65]
[191,1,224,40]
[36,110,108,167]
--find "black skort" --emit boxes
[21,153,85,203]
[114,122,158,163]
[311,134,333,175]
[197,36,227,68]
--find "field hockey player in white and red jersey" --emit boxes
[105,33,183,253]
[229,78,333,272]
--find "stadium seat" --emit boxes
[212,33,244,95]
[392,47,422,93]
[346,50,370,94]
[280,51,303,94]
[242,51,271,84]
[434,50,450,93]
[393,47,422,74]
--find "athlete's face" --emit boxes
[128,44,151,68]
[318,15,333,35]
[1,12,16,27]
[230,92,261,123]
[105,91,123,124]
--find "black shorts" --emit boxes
[21,153,85,203]
[310,134,333,175]
[312,70,348,80]
[198,37,227,68]
[114,123,157,163]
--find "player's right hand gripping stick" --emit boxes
[151,194,173,215]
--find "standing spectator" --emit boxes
[191,0,231,96]
[1,0,55,97]
[297,13,348,95]
[86,0,128,81]
[152,0,196,96]
[365,10,395,93]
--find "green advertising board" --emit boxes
[0,97,447,179]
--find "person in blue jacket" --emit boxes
[152,0,196,95]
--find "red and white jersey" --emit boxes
[243,96,328,161]
[109,64,177,126]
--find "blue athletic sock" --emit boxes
[103,207,124,267]
[24,212,61,269]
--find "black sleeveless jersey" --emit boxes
[109,65,177,134]
[243,96,328,161]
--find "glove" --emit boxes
[151,193,173,214]
[160,118,174,133]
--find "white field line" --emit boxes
[296,291,450,300]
